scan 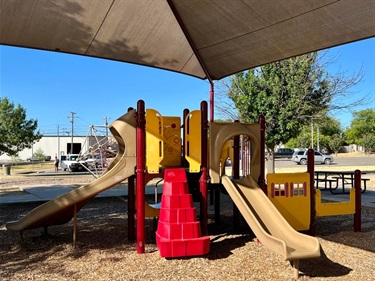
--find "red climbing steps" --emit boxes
[156,168,210,257]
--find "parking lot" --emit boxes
[272,155,375,169]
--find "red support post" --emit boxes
[199,101,208,235]
[136,100,146,253]
[182,108,190,168]
[354,169,362,232]
[128,175,135,241]
[258,115,267,193]
[307,148,315,236]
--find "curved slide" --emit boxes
[6,110,137,232]
[221,175,320,261]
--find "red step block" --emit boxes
[160,194,193,209]
[159,208,197,223]
[156,235,210,258]
[156,168,210,258]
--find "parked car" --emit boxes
[27,155,51,162]
[291,150,334,165]
[266,148,295,160]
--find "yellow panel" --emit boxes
[145,203,160,217]
[160,116,181,167]
[267,173,310,231]
[185,110,201,172]
[146,109,163,173]
[135,195,160,217]
[315,189,355,216]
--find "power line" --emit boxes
[103,116,111,138]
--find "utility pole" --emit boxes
[103,116,110,139]
[68,112,76,154]
[310,118,314,149]
[317,125,320,152]
[57,124,60,159]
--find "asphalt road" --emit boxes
[273,156,375,169]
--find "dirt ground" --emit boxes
[0,157,374,280]
[1,179,375,280]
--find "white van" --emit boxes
[60,154,86,172]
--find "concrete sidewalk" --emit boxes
[0,183,163,204]
[318,189,375,208]
[1,183,374,208]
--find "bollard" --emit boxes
[3,164,11,176]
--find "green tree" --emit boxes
[328,134,345,155]
[345,108,375,153]
[0,97,42,157]
[319,116,344,153]
[286,132,311,149]
[32,148,46,167]
[287,115,343,153]
[215,51,365,172]
[362,134,375,153]
[226,53,330,171]
[33,148,46,161]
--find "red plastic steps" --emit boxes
[156,168,210,258]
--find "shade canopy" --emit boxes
[1,0,374,81]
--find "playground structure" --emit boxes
[8,99,347,278]
[2,2,374,279]
[76,125,119,177]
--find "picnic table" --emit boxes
[314,170,368,194]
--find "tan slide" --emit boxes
[221,174,320,261]
[6,110,137,232]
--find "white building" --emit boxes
[0,135,108,162]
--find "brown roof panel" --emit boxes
[0,0,374,80]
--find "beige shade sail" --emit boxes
[0,0,374,81]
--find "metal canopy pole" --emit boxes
[136,100,146,253]
[167,0,215,121]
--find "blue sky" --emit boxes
[0,38,374,136]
